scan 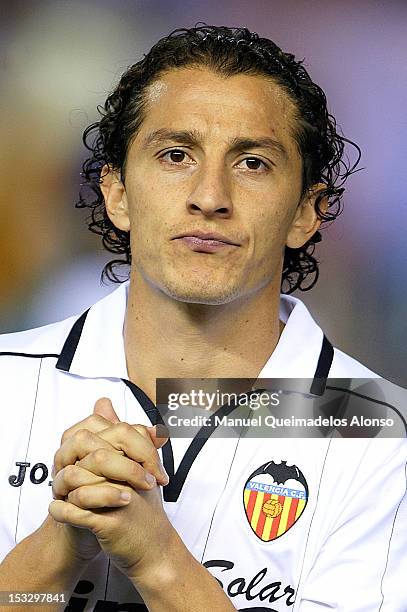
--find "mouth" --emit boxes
[173,232,240,253]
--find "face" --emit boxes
[103,67,323,305]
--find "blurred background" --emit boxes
[1,0,406,386]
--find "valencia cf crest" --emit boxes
[243,460,308,542]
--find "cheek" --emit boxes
[252,198,295,254]
[126,184,175,260]
[126,179,159,227]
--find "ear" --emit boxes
[286,183,328,249]
[99,164,130,232]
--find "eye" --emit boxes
[236,157,269,171]
[160,149,193,164]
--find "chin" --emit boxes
[161,281,242,306]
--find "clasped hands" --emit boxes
[48,397,174,583]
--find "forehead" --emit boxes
[136,67,299,150]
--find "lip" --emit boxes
[176,236,236,253]
[172,231,241,246]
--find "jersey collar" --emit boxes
[56,281,129,379]
[56,281,333,393]
[259,294,325,378]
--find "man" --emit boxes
[0,25,405,611]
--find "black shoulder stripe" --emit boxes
[0,309,90,368]
[310,335,334,395]
[56,309,90,372]
[0,352,59,359]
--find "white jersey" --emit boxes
[0,282,405,611]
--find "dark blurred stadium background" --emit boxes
[1,0,406,386]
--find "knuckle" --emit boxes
[60,429,71,444]
[66,490,74,504]
[69,487,85,506]
[116,422,133,437]
[92,447,109,464]
[76,488,88,505]
[53,448,61,465]
[74,428,92,443]
[63,464,79,485]
[133,424,148,435]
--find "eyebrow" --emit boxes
[142,129,289,161]
[143,129,201,149]
[229,136,288,161]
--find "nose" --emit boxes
[186,162,233,218]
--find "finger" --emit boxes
[61,414,117,445]
[130,424,169,448]
[52,464,106,500]
[145,425,170,448]
[60,398,120,445]
[49,499,97,531]
[130,424,168,451]
[66,484,133,509]
[93,397,121,424]
[95,423,169,485]
[77,448,157,490]
[53,429,121,476]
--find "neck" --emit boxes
[124,272,284,404]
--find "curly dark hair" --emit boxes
[77,24,361,293]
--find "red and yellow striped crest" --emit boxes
[243,461,308,542]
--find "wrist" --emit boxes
[0,515,93,599]
[36,516,94,583]
[127,526,191,592]
[126,533,234,612]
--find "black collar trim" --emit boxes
[56,309,90,372]
[310,335,334,395]
[55,303,334,393]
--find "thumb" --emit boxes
[93,397,121,423]
[146,424,169,449]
